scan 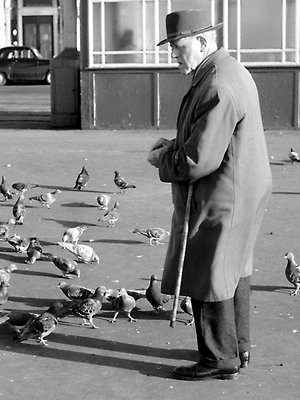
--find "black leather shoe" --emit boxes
[239,351,250,368]
[172,363,240,381]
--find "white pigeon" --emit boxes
[6,234,30,253]
[0,220,15,241]
[29,189,62,208]
[0,264,17,285]
[289,147,300,163]
[62,225,87,245]
[96,194,112,210]
[57,241,100,264]
[180,296,194,326]
[132,228,170,245]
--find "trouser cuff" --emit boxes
[199,355,240,369]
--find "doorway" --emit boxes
[23,15,53,58]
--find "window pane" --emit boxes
[171,0,207,12]
[94,54,102,64]
[158,0,168,50]
[93,3,102,52]
[241,0,282,48]
[145,1,155,51]
[228,0,237,49]
[24,0,52,6]
[105,2,142,52]
[286,0,296,47]
[241,52,282,62]
[106,54,143,63]
[286,51,295,62]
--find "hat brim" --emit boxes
[157,22,223,46]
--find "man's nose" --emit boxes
[171,48,177,59]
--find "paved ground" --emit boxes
[0,127,299,400]
[0,84,50,113]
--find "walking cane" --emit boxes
[170,182,193,328]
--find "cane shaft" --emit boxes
[170,183,193,328]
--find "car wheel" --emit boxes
[0,73,7,86]
[45,71,51,85]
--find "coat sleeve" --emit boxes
[158,89,239,183]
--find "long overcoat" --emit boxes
[158,48,272,302]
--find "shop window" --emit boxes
[89,0,300,67]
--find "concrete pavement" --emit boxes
[0,127,299,400]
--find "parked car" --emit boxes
[0,46,51,86]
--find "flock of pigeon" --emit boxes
[1,144,299,347]
[0,165,193,346]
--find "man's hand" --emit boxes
[147,137,174,168]
[149,137,173,151]
[147,147,163,168]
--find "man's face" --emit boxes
[170,36,204,75]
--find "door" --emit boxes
[9,47,38,80]
[23,16,53,59]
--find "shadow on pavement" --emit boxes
[251,284,292,293]
[0,330,198,379]
[42,218,98,228]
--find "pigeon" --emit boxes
[289,148,300,163]
[12,182,38,193]
[14,301,66,346]
[58,281,94,302]
[62,225,87,245]
[114,170,136,193]
[45,254,80,278]
[74,166,89,190]
[26,237,43,264]
[96,193,112,210]
[57,241,100,264]
[0,176,13,201]
[0,311,37,334]
[180,296,194,326]
[12,194,26,225]
[106,288,137,323]
[132,228,170,246]
[146,275,170,314]
[284,252,300,296]
[0,220,15,241]
[99,201,120,227]
[29,189,61,208]
[0,264,17,285]
[71,286,106,328]
[6,234,30,253]
[0,223,10,241]
[0,282,10,306]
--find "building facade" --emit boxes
[80,0,300,130]
[0,0,299,130]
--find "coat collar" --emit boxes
[191,47,229,87]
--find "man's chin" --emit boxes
[178,64,191,75]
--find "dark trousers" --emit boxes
[191,277,250,369]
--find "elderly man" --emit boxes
[148,9,272,381]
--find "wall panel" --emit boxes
[80,66,300,130]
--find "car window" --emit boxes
[6,51,14,59]
[20,49,33,59]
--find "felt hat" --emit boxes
[157,9,223,46]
